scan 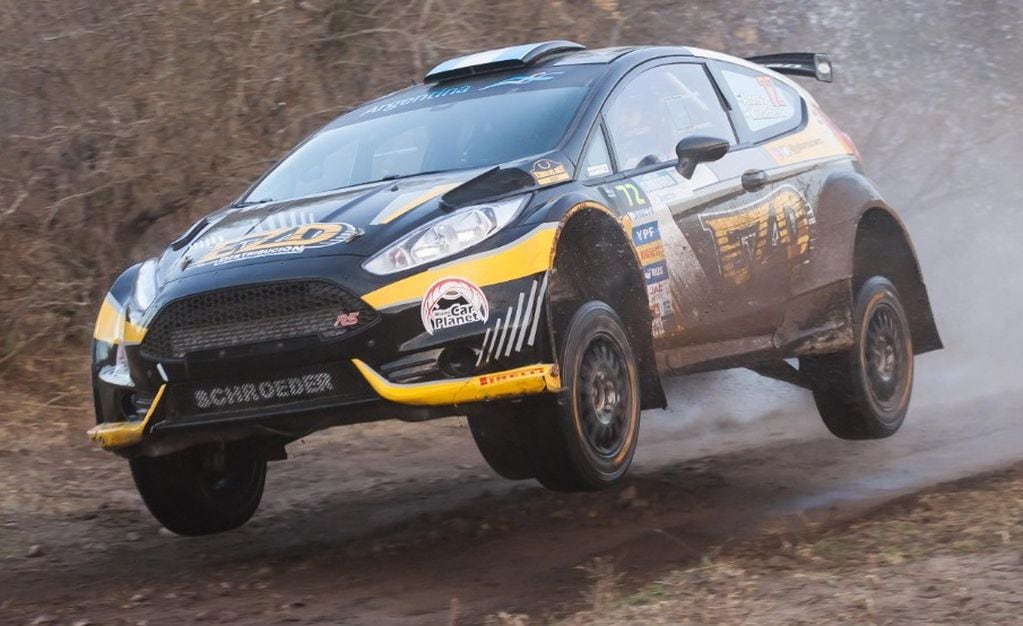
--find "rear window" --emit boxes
[718,65,803,143]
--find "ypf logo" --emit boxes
[421,277,489,335]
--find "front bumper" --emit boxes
[88,361,560,451]
[90,258,556,452]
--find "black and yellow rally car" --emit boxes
[89,41,941,535]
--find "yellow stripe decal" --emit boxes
[373,183,460,225]
[86,384,166,450]
[93,296,124,344]
[93,296,148,344]
[362,224,557,310]
[123,321,147,344]
[352,359,561,406]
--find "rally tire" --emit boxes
[801,276,914,440]
[523,301,641,492]
[130,442,266,536]
[468,410,534,480]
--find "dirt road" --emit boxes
[2,377,1022,624]
[2,1,1022,624]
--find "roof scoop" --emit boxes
[425,41,586,83]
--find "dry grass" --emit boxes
[561,469,1023,625]
[0,0,641,389]
[0,0,777,397]
[0,0,775,391]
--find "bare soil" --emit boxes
[3,378,1023,625]
[566,469,1023,625]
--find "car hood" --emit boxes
[155,152,574,286]
[160,169,486,283]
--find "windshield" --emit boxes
[243,66,601,204]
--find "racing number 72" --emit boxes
[614,183,646,208]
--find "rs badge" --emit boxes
[334,311,360,328]
[421,277,489,335]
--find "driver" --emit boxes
[612,91,670,169]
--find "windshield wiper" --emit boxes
[233,197,275,208]
[369,170,451,184]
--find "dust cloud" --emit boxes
[640,0,1022,440]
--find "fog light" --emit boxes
[438,345,479,377]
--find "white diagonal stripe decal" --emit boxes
[527,272,548,347]
[506,291,526,357]
[494,306,513,357]
[516,279,539,352]
[486,318,502,363]
[476,327,492,366]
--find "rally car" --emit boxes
[89,41,941,535]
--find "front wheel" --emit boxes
[130,442,267,536]
[522,301,641,492]
[801,276,914,440]
[468,409,534,480]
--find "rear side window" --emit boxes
[605,64,735,171]
[718,65,803,142]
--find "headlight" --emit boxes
[132,258,159,311]
[363,195,528,275]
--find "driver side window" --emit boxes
[605,64,735,171]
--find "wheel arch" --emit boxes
[546,202,667,410]
[852,206,942,354]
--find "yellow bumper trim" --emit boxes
[87,384,165,450]
[352,359,561,406]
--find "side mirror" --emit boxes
[675,136,730,179]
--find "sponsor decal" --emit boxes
[631,221,661,246]
[633,169,679,193]
[757,75,787,107]
[634,169,695,206]
[334,311,360,328]
[645,267,674,338]
[722,70,795,132]
[586,163,612,178]
[767,136,826,161]
[193,372,334,411]
[651,315,666,338]
[481,71,563,90]
[421,277,489,335]
[530,159,570,185]
[479,366,546,386]
[358,84,471,117]
[632,220,667,266]
[638,242,666,264]
[196,222,361,267]
[643,260,669,285]
[647,281,674,316]
[699,185,815,286]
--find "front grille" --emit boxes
[141,280,378,359]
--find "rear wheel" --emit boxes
[801,276,914,440]
[522,301,641,492]
[130,442,266,536]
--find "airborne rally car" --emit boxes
[89,42,941,535]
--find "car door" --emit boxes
[707,60,824,308]
[595,61,792,359]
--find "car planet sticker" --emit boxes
[421,277,489,334]
[530,158,570,185]
[197,222,361,267]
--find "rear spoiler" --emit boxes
[745,52,833,83]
